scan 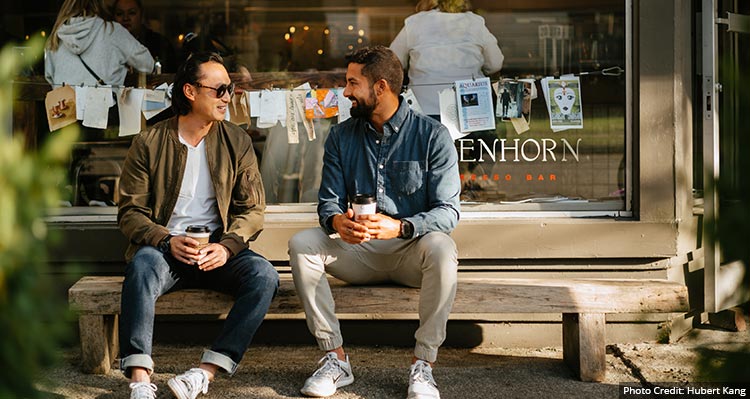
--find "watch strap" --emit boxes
[400,220,414,239]
[158,234,175,253]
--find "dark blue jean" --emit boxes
[119,246,279,376]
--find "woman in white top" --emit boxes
[390,0,504,117]
[45,0,154,87]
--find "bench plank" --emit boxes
[69,276,689,315]
[68,275,689,378]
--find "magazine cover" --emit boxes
[455,77,495,133]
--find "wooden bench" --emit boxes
[68,275,689,381]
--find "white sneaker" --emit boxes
[300,352,355,397]
[407,360,440,399]
[167,368,210,399]
[129,382,157,399]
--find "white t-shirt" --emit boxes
[390,10,504,115]
[166,135,222,236]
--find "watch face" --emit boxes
[159,236,171,253]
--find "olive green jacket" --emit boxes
[117,117,265,263]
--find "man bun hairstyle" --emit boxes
[172,51,224,116]
[345,45,404,95]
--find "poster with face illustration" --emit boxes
[542,77,583,130]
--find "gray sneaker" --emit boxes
[300,352,355,397]
[167,368,210,399]
[407,360,440,399]
[129,382,157,399]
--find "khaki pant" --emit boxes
[288,227,458,362]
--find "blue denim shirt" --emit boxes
[318,97,461,237]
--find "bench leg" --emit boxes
[79,314,119,374]
[562,313,606,382]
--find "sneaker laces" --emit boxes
[176,368,210,395]
[410,361,437,388]
[312,352,345,379]
[129,382,157,399]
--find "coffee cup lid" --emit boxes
[353,194,375,204]
[186,225,210,233]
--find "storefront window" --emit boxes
[7,0,628,213]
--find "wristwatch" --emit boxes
[157,234,176,254]
[399,220,414,239]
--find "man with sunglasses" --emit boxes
[117,52,278,399]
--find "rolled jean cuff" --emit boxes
[414,344,438,363]
[201,349,237,375]
[120,354,154,378]
[316,335,344,352]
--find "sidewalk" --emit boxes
[40,321,749,399]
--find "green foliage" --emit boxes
[0,37,78,398]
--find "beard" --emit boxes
[348,90,377,119]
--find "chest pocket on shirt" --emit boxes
[389,161,424,196]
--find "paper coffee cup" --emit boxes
[352,194,376,218]
[185,225,210,249]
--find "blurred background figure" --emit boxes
[113,0,176,73]
[390,0,504,118]
[180,30,251,83]
[44,0,154,87]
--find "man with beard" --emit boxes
[288,45,461,399]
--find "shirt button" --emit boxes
[378,188,384,193]
[378,164,384,169]
[375,140,380,144]
[394,127,399,132]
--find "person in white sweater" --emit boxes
[390,0,504,117]
[45,0,154,87]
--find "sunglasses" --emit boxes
[194,82,235,98]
